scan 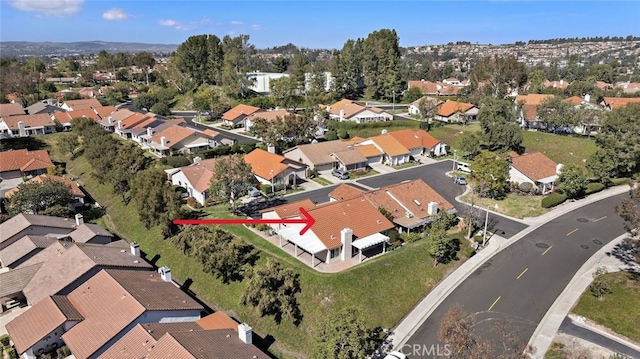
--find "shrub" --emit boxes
[464,246,476,258]
[0,334,9,346]
[610,177,630,186]
[5,347,17,359]
[308,168,318,179]
[541,193,568,208]
[518,182,533,193]
[337,129,350,139]
[400,232,422,243]
[324,130,338,141]
[590,267,612,299]
[256,224,271,232]
[186,197,202,209]
[261,184,272,194]
[57,345,72,358]
[173,185,187,194]
[585,182,605,195]
[165,156,192,168]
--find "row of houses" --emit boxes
[407,96,479,123]
[169,129,447,206]
[0,213,265,358]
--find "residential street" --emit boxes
[403,193,628,356]
[559,317,640,358]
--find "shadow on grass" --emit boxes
[0,136,48,151]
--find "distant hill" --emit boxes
[0,41,179,57]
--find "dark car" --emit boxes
[331,168,349,180]
[454,176,467,185]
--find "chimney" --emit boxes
[158,266,171,282]
[130,241,140,257]
[146,127,153,136]
[427,201,438,216]
[340,228,353,261]
[108,117,114,125]
[75,213,84,226]
[193,156,202,164]
[584,94,591,103]
[160,136,167,147]
[238,323,253,344]
[118,120,122,129]
[339,109,345,121]
[267,145,276,153]
[17,121,26,136]
[556,163,564,175]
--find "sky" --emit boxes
[1,0,639,49]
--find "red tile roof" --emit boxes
[151,125,197,148]
[564,96,584,106]
[62,99,102,110]
[0,149,53,173]
[66,109,101,121]
[222,104,261,122]
[369,134,410,157]
[511,152,558,181]
[408,80,439,94]
[515,94,555,106]
[93,106,117,118]
[261,199,316,218]
[4,174,84,198]
[436,101,476,117]
[0,103,26,117]
[196,312,239,332]
[244,148,291,180]
[247,109,292,122]
[1,113,56,130]
[388,129,441,150]
[179,158,217,193]
[354,144,383,158]
[328,184,367,201]
[602,97,640,110]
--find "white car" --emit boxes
[384,351,408,359]
[456,162,471,173]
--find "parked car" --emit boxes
[456,162,471,173]
[384,351,408,359]
[331,168,349,180]
[454,176,467,185]
[247,186,261,197]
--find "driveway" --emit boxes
[369,163,395,174]
[0,177,24,198]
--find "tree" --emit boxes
[417,96,439,124]
[595,103,640,177]
[427,220,454,266]
[331,40,363,100]
[62,92,82,101]
[585,148,616,185]
[221,34,255,98]
[270,76,301,110]
[290,54,309,90]
[190,227,253,283]
[527,70,545,94]
[132,51,156,85]
[209,154,255,209]
[469,55,528,98]
[589,266,612,299]
[556,164,589,199]
[133,93,158,110]
[7,179,74,215]
[469,151,510,199]
[478,97,523,153]
[403,86,423,103]
[57,133,79,159]
[173,34,211,85]
[150,102,170,116]
[361,29,401,100]
[536,96,580,132]
[459,132,482,160]
[438,306,494,359]
[130,168,182,236]
[40,81,57,94]
[271,56,290,73]
[240,258,302,324]
[312,306,378,359]
[614,176,640,264]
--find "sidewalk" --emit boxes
[527,234,640,358]
[386,184,632,351]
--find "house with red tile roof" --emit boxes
[408,79,469,97]
[327,99,393,123]
[101,313,265,359]
[388,129,446,157]
[543,79,570,90]
[170,157,218,206]
[600,97,640,110]
[221,104,261,127]
[0,113,57,137]
[0,149,53,179]
[6,269,203,359]
[509,152,561,194]
[60,98,103,111]
[328,183,367,202]
[0,103,26,117]
[244,149,307,188]
[435,100,478,123]
[408,96,443,116]
[244,109,292,132]
[148,124,213,157]
[4,174,85,208]
[515,94,555,129]
[356,131,411,166]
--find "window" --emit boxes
[330,247,341,259]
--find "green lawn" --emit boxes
[331,120,421,139]
[429,123,481,151]
[572,271,640,343]
[62,151,474,358]
[461,193,549,219]
[522,132,597,167]
[348,168,380,179]
[313,177,333,186]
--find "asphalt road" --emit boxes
[404,193,629,357]
[559,317,640,358]
[357,161,528,239]
[171,111,258,145]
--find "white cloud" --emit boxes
[102,8,129,21]
[231,21,243,25]
[9,0,84,17]
[158,19,179,27]
[250,24,262,30]
[158,17,213,31]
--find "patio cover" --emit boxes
[278,225,326,254]
[352,232,389,250]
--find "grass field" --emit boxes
[49,138,474,358]
[312,177,333,186]
[572,271,640,343]
[461,193,549,219]
[522,132,597,167]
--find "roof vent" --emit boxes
[134,260,139,264]
[120,249,126,253]
[413,199,421,206]
[376,219,382,224]
[330,235,336,239]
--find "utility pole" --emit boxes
[392,90,395,110]
[482,198,489,247]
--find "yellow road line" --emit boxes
[594,216,607,222]
[542,246,553,256]
[488,296,501,311]
[517,268,529,280]
[566,229,578,236]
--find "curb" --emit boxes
[527,234,640,358]
[387,184,632,350]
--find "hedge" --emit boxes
[541,193,568,208]
[585,182,605,195]
[0,334,9,346]
[610,177,631,186]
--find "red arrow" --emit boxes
[173,207,316,235]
